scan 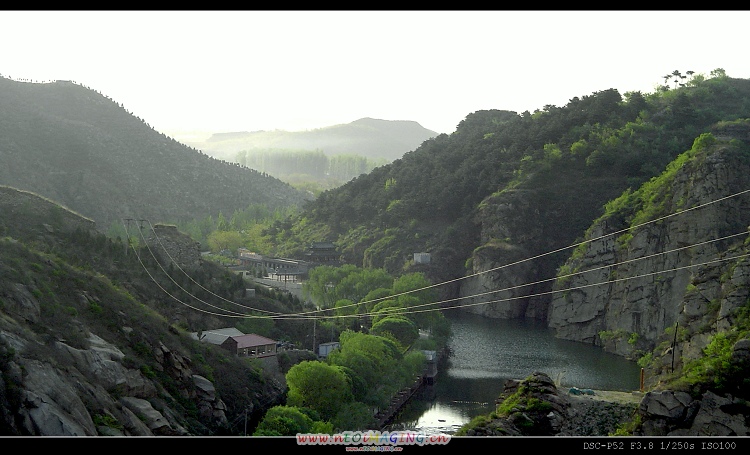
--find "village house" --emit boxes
[190,328,278,358]
[221,333,278,358]
[190,327,244,344]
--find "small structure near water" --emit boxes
[422,350,437,385]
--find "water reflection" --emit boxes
[384,310,642,435]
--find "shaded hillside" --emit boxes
[187,117,438,162]
[0,185,299,435]
[0,76,311,233]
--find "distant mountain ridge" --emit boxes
[0,76,311,232]
[187,117,439,162]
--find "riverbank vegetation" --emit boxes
[252,264,452,434]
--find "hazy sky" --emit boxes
[2,10,750,140]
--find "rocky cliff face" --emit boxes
[0,243,238,435]
[458,191,546,319]
[459,127,750,373]
[1,328,227,436]
[458,174,626,322]
[547,134,750,368]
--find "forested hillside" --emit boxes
[269,70,750,292]
[0,76,311,234]
[259,69,750,436]
[0,185,294,435]
[3,68,750,437]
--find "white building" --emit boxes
[413,252,431,264]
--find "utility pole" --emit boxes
[671,321,679,373]
[123,218,132,255]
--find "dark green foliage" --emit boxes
[332,401,378,432]
[251,405,317,436]
[370,316,419,348]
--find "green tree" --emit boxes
[206,230,244,253]
[370,299,405,325]
[332,401,378,432]
[304,264,356,308]
[333,298,356,316]
[337,267,393,304]
[327,330,405,408]
[305,264,393,309]
[252,405,314,435]
[710,68,727,79]
[390,272,444,331]
[337,365,369,402]
[361,287,394,313]
[370,316,419,348]
[216,211,229,231]
[285,360,353,420]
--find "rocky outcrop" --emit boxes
[193,374,229,427]
[0,329,230,436]
[459,366,750,437]
[458,127,750,373]
[458,372,638,436]
[459,172,627,322]
[455,130,750,437]
[0,187,287,436]
[459,372,569,436]
[547,138,750,361]
[458,237,537,319]
[635,389,750,436]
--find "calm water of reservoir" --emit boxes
[384,310,642,435]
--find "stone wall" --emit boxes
[144,224,202,271]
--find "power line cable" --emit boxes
[125,188,750,321]
[143,219,288,315]
[299,187,750,316]
[353,188,750,310]
[128,222,750,323]
[134,219,287,316]
[124,220,304,319]
[329,230,750,318]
